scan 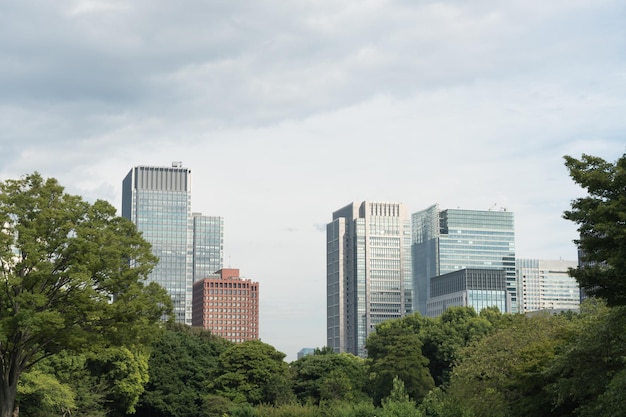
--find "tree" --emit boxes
[291,351,368,404]
[0,173,172,417]
[135,324,231,417]
[210,340,293,405]
[563,153,626,304]
[366,319,435,405]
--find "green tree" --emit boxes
[0,173,172,417]
[135,323,231,417]
[421,307,493,385]
[444,314,574,417]
[291,351,368,404]
[210,339,292,405]
[366,319,435,405]
[563,153,626,304]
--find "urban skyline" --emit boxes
[2,0,624,361]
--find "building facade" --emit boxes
[192,268,259,342]
[122,163,223,325]
[427,268,507,317]
[192,213,224,281]
[122,163,194,324]
[412,204,516,315]
[327,201,412,357]
[516,259,579,313]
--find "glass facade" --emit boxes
[413,204,516,314]
[192,214,224,281]
[327,202,412,357]
[122,165,193,324]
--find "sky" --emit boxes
[1,0,625,361]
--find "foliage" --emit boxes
[444,313,575,417]
[366,318,435,405]
[379,377,423,417]
[420,307,494,385]
[563,153,626,304]
[0,173,172,417]
[211,339,293,405]
[290,351,368,404]
[135,323,232,417]
[17,369,75,417]
[547,302,626,416]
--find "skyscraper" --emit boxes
[516,259,579,313]
[327,201,412,357]
[122,163,224,325]
[412,204,516,315]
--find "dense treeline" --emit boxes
[3,153,625,417]
[14,302,626,417]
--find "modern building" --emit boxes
[192,213,224,282]
[412,204,516,315]
[297,348,315,359]
[192,268,259,342]
[516,259,579,313]
[122,163,223,325]
[122,163,193,324]
[327,201,412,357]
[427,268,507,317]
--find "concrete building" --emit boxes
[516,259,579,313]
[427,268,507,317]
[327,201,412,357]
[192,268,259,342]
[412,204,516,315]
[122,163,223,325]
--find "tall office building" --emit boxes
[122,163,223,325]
[192,268,259,342]
[327,201,412,357]
[516,259,579,313]
[412,204,516,315]
[192,213,224,281]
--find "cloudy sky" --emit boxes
[1,0,625,360]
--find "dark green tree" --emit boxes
[0,173,172,417]
[135,323,231,417]
[366,319,434,405]
[210,339,293,405]
[563,153,626,304]
[291,351,368,404]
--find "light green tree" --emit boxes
[0,173,172,417]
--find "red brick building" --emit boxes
[192,268,259,342]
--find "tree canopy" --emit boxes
[564,152,626,304]
[0,173,172,417]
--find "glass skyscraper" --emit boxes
[122,164,223,325]
[412,204,516,315]
[327,201,412,357]
[192,213,224,281]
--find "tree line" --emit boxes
[1,152,625,417]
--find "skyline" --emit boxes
[1,0,625,360]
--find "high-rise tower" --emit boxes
[327,201,412,357]
[412,204,516,315]
[122,163,224,325]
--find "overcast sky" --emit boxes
[1,0,625,360]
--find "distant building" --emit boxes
[327,201,412,357]
[297,348,315,359]
[412,204,516,314]
[192,268,259,343]
[122,163,223,325]
[427,268,507,317]
[516,259,579,313]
